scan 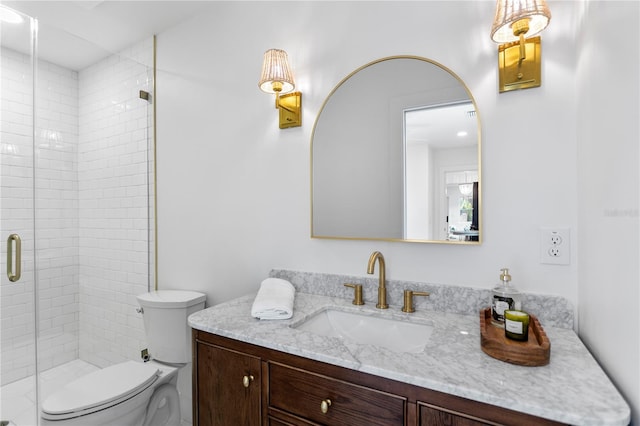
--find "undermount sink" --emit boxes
[292,308,433,353]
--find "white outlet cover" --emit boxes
[540,228,570,265]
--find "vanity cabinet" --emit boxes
[193,329,565,426]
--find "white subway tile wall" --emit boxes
[77,38,154,368]
[1,37,154,385]
[34,56,81,376]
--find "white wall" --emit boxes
[576,1,639,422]
[156,0,637,421]
[157,0,577,319]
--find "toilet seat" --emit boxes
[41,361,159,421]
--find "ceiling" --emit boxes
[405,102,478,150]
[1,1,211,70]
[1,1,477,150]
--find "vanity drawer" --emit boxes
[268,362,405,425]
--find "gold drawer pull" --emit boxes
[320,398,332,414]
[7,234,22,282]
[242,374,254,388]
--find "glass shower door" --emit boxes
[2,5,156,424]
[1,7,39,425]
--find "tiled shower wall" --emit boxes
[1,38,154,385]
[78,39,154,368]
[34,54,81,374]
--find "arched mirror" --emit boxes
[311,56,481,244]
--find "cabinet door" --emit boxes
[195,341,261,426]
[419,402,497,426]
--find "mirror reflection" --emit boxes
[311,56,481,243]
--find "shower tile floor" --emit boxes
[1,360,191,426]
[1,359,99,425]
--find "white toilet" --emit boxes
[41,290,206,426]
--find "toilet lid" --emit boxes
[41,360,159,417]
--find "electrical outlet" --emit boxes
[540,228,570,265]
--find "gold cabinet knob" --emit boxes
[242,374,254,388]
[320,398,332,414]
[401,290,430,313]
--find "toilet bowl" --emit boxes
[41,290,206,426]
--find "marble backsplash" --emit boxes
[269,269,574,329]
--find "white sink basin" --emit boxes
[293,309,433,353]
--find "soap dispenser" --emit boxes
[491,268,521,327]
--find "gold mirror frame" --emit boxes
[310,56,482,244]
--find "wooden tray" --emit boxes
[480,307,550,366]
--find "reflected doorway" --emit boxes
[403,102,478,240]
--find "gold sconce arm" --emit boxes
[511,17,530,62]
[518,33,526,63]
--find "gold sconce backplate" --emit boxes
[277,92,302,129]
[498,36,541,93]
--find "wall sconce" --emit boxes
[490,0,551,93]
[258,49,302,129]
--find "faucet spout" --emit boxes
[367,251,388,309]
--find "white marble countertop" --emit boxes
[188,292,630,426]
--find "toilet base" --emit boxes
[41,361,180,426]
[143,383,180,426]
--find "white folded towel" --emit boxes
[250,278,296,320]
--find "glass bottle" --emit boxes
[491,268,521,327]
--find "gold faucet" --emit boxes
[367,251,388,309]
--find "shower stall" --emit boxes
[1,6,156,424]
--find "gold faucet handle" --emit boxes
[344,283,364,305]
[401,290,430,313]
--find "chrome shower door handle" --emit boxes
[7,234,22,282]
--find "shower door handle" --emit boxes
[7,234,22,282]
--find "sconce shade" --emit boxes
[258,49,296,94]
[491,0,551,43]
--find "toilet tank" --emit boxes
[136,290,206,364]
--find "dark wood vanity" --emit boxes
[193,329,565,426]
